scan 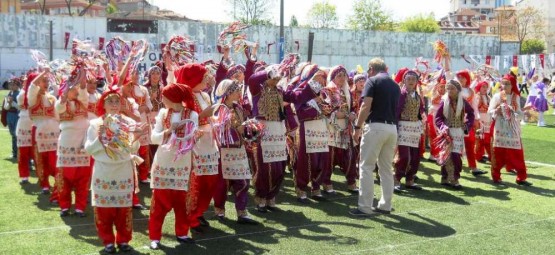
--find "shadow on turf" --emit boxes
[371,212,457,238]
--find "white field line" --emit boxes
[341,216,555,254]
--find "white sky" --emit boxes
[149,0,452,27]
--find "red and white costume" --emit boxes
[27,77,60,201]
[85,89,141,247]
[55,87,91,213]
[16,88,34,181]
[149,86,198,242]
[474,81,492,161]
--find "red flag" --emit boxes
[539,54,545,68]
[98,37,105,50]
[512,55,518,67]
[485,55,491,65]
[64,32,70,50]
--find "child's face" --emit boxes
[103,95,122,114]
[480,84,488,95]
[67,87,78,100]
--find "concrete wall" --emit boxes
[0,14,517,83]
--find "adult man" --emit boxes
[350,58,400,216]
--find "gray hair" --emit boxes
[368,58,387,73]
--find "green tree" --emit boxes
[515,7,546,54]
[289,15,299,27]
[347,0,395,31]
[521,39,546,54]
[307,1,338,29]
[106,2,117,15]
[398,13,440,33]
[227,0,274,25]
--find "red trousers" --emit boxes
[491,147,528,182]
[149,189,189,241]
[427,114,440,158]
[18,146,34,178]
[186,172,218,228]
[94,207,133,246]
[328,147,358,186]
[463,129,477,168]
[475,132,492,160]
[137,145,151,182]
[59,166,91,211]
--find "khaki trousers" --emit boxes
[358,123,397,213]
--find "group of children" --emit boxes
[1,36,539,253]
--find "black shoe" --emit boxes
[132,204,147,210]
[256,205,268,213]
[75,211,86,218]
[198,216,210,227]
[216,214,225,222]
[471,170,487,176]
[311,195,327,202]
[297,197,309,204]
[237,216,259,225]
[393,186,403,193]
[266,206,282,212]
[516,180,533,186]
[349,208,373,217]
[441,182,452,187]
[347,188,359,194]
[60,210,70,217]
[493,180,507,187]
[371,207,391,214]
[103,245,116,254]
[176,236,196,244]
[323,189,337,195]
[118,244,133,252]
[149,241,160,250]
[405,184,423,190]
[42,189,50,195]
[452,184,463,190]
[19,179,29,185]
[191,226,204,234]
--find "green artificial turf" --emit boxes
[0,90,553,255]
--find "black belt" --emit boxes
[368,120,396,125]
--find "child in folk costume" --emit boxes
[212,79,259,225]
[174,63,220,232]
[247,65,288,212]
[16,77,35,184]
[321,65,355,194]
[394,70,425,191]
[346,74,366,192]
[455,70,487,176]
[283,64,331,202]
[122,70,153,184]
[85,86,147,253]
[148,83,198,249]
[117,62,148,210]
[533,78,550,127]
[27,69,60,200]
[55,80,91,217]
[435,80,475,189]
[474,81,492,163]
[426,78,446,162]
[490,74,532,186]
[86,76,102,121]
[144,66,165,156]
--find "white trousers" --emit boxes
[358,123,397,213]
